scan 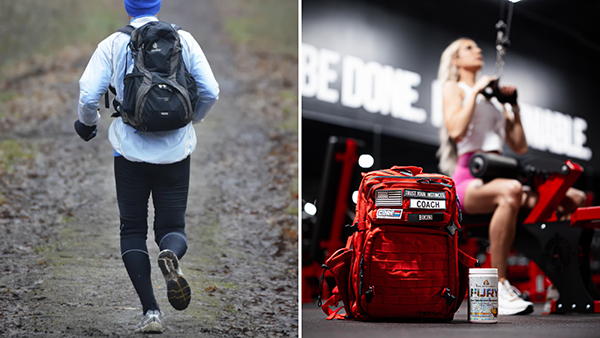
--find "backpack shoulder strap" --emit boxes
[170,23,183,31]
[105,85,117,109]
[117,25,135,35]
[105,25,133,111]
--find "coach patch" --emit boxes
[375,190,403,206]
[404,189,445,200]
[407,213,444,222]
[376,209,403,220]
[409,199,446,210]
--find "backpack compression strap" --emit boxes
[320,287,346,320]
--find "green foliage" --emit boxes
[0,90,17,103]
[278,90,298,131]
[0,139,34,172]
[220,0,298,56]
[280,90,297,101]
[286,204,298,216]
[0,0,126,75]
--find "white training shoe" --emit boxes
[134,309,163,333]
[498,279,534,315]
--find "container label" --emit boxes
[469,275,498,323]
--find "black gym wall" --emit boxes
[302,0,600,208]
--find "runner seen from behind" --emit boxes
[75,0,219,333]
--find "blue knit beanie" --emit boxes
[124,0,161,18]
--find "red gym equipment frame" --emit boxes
[462,160,600,314]
[302,138,358,303]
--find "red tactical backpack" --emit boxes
[319,166,478,321]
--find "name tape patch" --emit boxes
[409,199,446,210]
[407,213,445,222]
[375,190,403,206]
[404,189,446,200]
[376,209,403,220]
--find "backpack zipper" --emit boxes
[358,237,368,312]
[348,240,356,317]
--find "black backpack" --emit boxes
[109,21,198,132]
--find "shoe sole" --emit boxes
[517,304,534,315]
[135,321,163,333]
[158,250,191,311]
[499,304,534,316]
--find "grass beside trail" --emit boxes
[0,0,126,169]
[0,139,34,174]
[0,0,126,82]
[216,0,298,57]
[214,0,299,215]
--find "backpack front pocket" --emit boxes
[141,83,188,131]
[360,227,456,319]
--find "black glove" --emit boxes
[74,120,97,141]
[482,79,517,105]
[482,78,497,99]
[495,88,518,105]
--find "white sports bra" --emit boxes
[455,81,506,156]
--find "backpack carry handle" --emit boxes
[361,166,423,178]
[389,166,423,176]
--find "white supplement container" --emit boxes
[468,268,498,323]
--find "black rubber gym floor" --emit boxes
[302,303,600,338]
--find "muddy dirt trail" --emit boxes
[0,0,298,337]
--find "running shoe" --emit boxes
[134,310,163,333]
[498,279,534,315]
[158,249,191,311]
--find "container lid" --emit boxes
[469,268,498,274]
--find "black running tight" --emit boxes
[114,155,190,314]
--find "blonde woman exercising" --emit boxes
[437,38,585,315]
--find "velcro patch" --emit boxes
[404,189,445,200]
[375,190,403,206]
[376,209,403,220]
[409,199,446,210]
[407,213,444,222]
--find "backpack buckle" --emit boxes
[365,286,374,303]
[441,287,456,306]
[111,98,122,118]
[446,222,458,236]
